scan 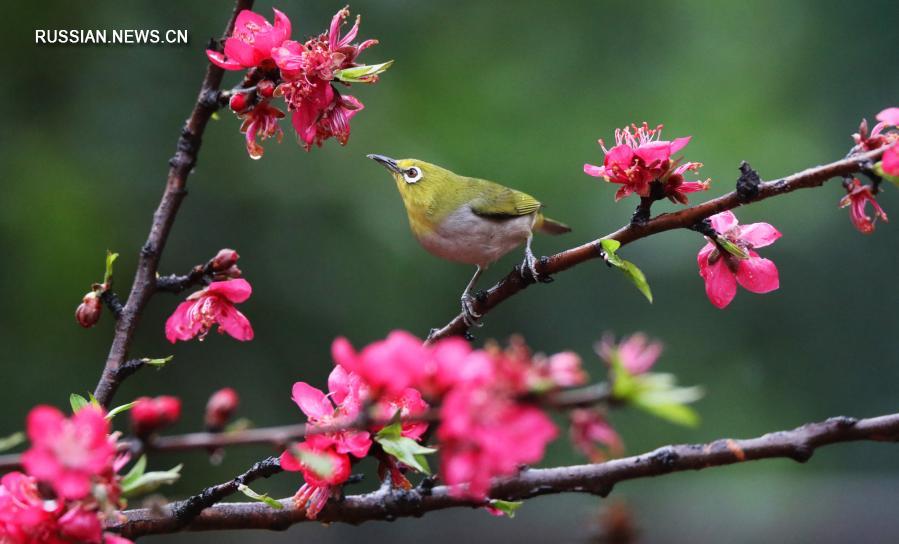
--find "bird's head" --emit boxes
[366,154,456,205]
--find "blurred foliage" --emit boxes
[2,0,899,542]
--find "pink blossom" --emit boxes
[57,505,103,543]
[239,101,285,159]
[584,123,704,202]
[331,331,429,396]
[439,382,556,499]
[437,341,557,499]
[876,107,899,127]
[569,409,624,462]
[882,144,899,177]
[371,387,430,440]
[21,406,115,500]
[205,387,240,431]
[165,279,254,343]
[130,396,181,437]
[290,365,371,458]
[529,351,587,390]
[0,471,59,543]
[280,443,351,519]
[596,333,662,375]
[840,178,888,234]
[205,8,291,70]
[697,211,781,309]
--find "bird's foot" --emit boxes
[461,294,483,328]
[521,253,553,283]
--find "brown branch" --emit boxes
[426,148,885,343]
[91,0,255,407]
[109,411,899,537]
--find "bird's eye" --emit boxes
[403,167,423,184]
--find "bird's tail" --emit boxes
[536,214,571,235]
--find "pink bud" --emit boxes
[229,93,249,112]
[257,79,275,98]
[130,396,181,437]
[75,292,102,328]
[210,248,240,271]
[205,388,239,431]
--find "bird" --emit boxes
[367,154,571,326]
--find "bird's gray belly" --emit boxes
[418,207,534,267]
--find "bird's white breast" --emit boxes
[417,206,534,268]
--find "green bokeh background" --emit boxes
[3,1,899,542]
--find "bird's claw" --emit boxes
[461,295,483,328]
[521,252,547,283]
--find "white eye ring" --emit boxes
[403,167,423,184]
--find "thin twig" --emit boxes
[92,0,256,407]
[109,411,899,537]
[426,148,885,343]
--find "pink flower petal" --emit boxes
[217,305,254,341]
[736,254,779,294]
[583,163,605,177]
[669,136,692,154]
[279,449,302,471]
[291,382,332,420]
[205,278,252,303]
[876,107,899,126]
[205,50,243,70]
[703,257,737,309]
[709,211,738,233]
[164,300,202,343]
[634,140,671,168]
[738,222,781,248]
[882,145,899,177]
[25,405,64,443]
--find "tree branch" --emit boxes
[91,0,255,407]
[426,148,885,343]
[109,411,899,537]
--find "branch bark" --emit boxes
[92,0,255,406]
[426,148,885,343]
[109,411,899,537]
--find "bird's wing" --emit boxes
[468,181,542,219]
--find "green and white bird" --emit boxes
[367,155,571,326]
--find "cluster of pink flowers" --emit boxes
[206,6,388,158]
[279,331,586,517]
[2,406,131,543]
[584,123,710,203]
[697,211,781,309]
[842,107,898,234]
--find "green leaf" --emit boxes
[105,401,137,420]
[488,499,523,518]
[334,60,394,83]
[121,463,182,497]
[599,239,652,303]
[610,360,703,428]
[120,455,147,489]
[294,446,335,480]
[374,423,437,475]
[237,483,284,509]
[70,393,90,413]
[632,398,701,427]
[142,356,174,368]
[224,417,253,433]
[104,250,119,285]
[0,432,25,453]
[715,236,749,259]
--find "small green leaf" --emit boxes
[294,446,335,480]
[632,399,701,427]
[715,237,749,259]
[334,60,394,83]
[104,251,119,286]
[600,239,652,303]
[375,423,437,475]
[224,418,253,433]
[70,393,90,413]
[142,356,174,368]
[105,401,137,420]
[121,463,182,497]
[488,499,523,518]
[120,455,147,489]
[237,483,284,509]
[0,432,25,453]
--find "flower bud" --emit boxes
[205,388,239,431]
[130,396,181,437]
[210,248,240,272]
[257,79,275,98]
[75,292,102,328]
[229,92,249,113]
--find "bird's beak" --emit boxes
[366,154,402,174]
